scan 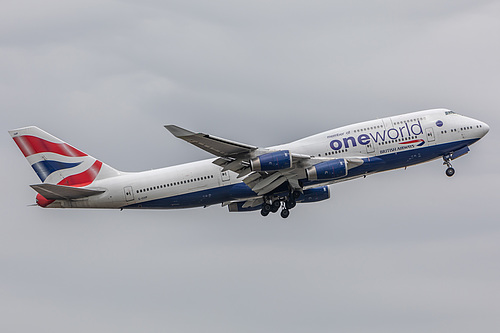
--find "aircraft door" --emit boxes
[382,117,393,129]
[366,141,375,154]
[221,170,230,182]
[425,128,435,143]
[124,186,134,202]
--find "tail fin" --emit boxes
[9,126,121,186]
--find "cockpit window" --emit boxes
[445,110,457,115]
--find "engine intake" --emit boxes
[251,150,292,172]
[306,158,347,181]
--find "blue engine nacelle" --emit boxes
[297,186,330,203]
[306,158,347,181]
[250,150,292,172]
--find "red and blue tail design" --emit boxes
[9,127,121,205]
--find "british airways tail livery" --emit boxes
[10,109,489,218]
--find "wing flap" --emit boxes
[256,176,288,196]
[242,198,264,208]
[30,183,105,200]
[252,173,282,192]
[221,159,247,172]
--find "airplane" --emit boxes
[9,108,489,218]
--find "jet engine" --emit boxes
[297,186,330,203]
[306,158,347,181]
[250,150,292,172]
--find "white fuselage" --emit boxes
[46,109,489,210]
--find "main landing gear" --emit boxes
[443,155,455,177]
[260,191,300,219]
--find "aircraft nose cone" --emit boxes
[481,122,490,137]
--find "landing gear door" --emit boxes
[124,186,134,202]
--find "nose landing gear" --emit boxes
[443,155,455,177]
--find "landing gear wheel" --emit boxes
[446,167,455,177]
[285,200,296,210]
[293,191,301,200]
[260,203,271,216]
[280,208,290,219]
[271,200,281,213]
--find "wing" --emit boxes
[165,125,257,157]
[166,125,312,196]
[165,125,363,203]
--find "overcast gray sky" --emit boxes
[1,1,499,332]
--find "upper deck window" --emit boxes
[445,110,457,115]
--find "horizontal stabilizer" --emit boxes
[30,183,105,200]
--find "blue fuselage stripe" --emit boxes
[124,138,477,209]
